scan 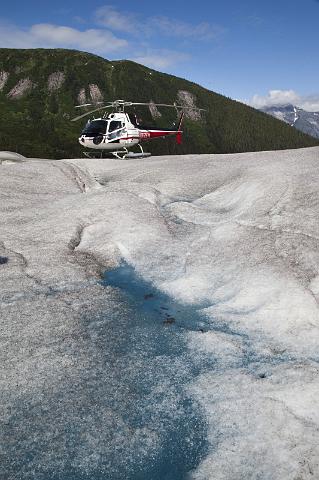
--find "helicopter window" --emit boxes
[81,120,107,136]
[108,121,123,132]
[128,114,140,126]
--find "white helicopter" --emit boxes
[71,99,205,159]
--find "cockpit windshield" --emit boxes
[81,120,107,137]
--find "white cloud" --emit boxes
[95,5,137,34]
[131,49,190,70]
[94,5,225,41]
[247,89,319,112]
[0,9,210,72]
[298,95,319,112]
[0,22,127,54]
[0,7,224,73]
[0,20,191,71]
[150,16,225,40]
[249,89,299,108]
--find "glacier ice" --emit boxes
[1,147,319,478]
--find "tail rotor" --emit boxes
[176,112,184,144]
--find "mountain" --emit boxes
[261,104,319,139]
[0,48,318,158]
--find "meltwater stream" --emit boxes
[100,262,210,479]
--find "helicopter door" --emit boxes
[107,121,126,140]
[108,121,122,132]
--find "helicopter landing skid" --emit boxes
[112,148,129,159]
[124,152,152,159]
[83,144,151,160]
[112,144,151,160]
[83,151,106,159]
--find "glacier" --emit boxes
[1,147,319,479]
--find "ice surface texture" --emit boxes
[1,147,319,479]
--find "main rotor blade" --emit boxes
[75,102,108,108]
[71,105,113,122]
[130,102,206,111]
[131,102,181,108]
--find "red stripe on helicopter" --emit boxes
[139,130,177,139]
[114,130,181,142]
[120,136,140,140]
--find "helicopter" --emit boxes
[71,99,205,159]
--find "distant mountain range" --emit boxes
[0,48,318,158]
[260,104,319,139]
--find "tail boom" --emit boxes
[139,112,185,144]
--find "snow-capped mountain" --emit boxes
[261,104,319,139]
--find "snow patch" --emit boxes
[291,106,299,126]
[272,110,286,121]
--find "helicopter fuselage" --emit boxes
[79,112,182,152]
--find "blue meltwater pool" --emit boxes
[3,263,213,480]
[100,262,210,479]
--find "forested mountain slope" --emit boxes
[0,48,317,158]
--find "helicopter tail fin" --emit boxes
[176,112,184,144]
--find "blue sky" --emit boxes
[1,0,319,110]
